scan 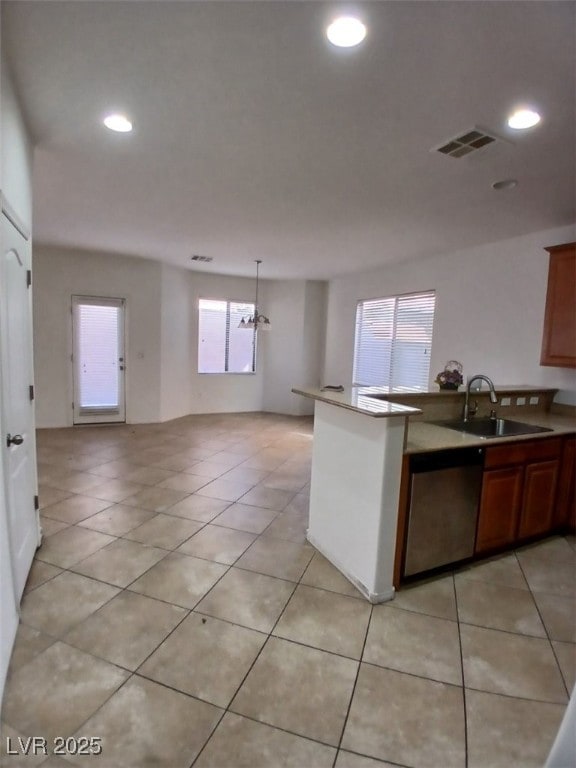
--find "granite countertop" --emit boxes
[406,412,576,454]
[292,384,575,445]
[291,386,422,418]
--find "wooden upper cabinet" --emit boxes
[540,242,576,368]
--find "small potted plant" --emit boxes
[435,360,464,391]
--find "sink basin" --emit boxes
[434,418,553,439]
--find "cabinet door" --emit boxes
[540,243,576,367]
[553,438,575,530]
[518,460,559,539]
[476,467,523,553]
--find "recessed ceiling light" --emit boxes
[507,109,541,130]
[103,114,133,133]
[492,179,518,191]
[326,16,366,48]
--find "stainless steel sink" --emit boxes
[434,418,553,439]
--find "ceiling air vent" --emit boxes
[191,254,213,263]
[433,128,498,159]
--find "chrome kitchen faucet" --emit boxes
[463,374,498,421]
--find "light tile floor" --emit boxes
[1,412,574,767]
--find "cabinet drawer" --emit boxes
[524,438,562,463]
[484,438,562,468]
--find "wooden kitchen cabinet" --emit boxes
[476,466,523,552]
[518,459,559,538]
[540,242,576,368]
[398,433,574,583]
[554,437,576,530]
[476,437,563,554]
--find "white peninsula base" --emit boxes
[299,393,417,603]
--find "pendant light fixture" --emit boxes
[238,259,271,331]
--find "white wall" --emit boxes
[1,59,32,225]
[160,264,191,422]
[302,280,328,398]
[35,224,575,425]
[187,271,265,415]
[262,279,327,416]
[32,253,284,424]
[324,225,576,404]
[33,246,163,427]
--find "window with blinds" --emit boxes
[353,291,436,391]
[198,299,256,373]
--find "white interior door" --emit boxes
[0,207,39,602]
[72,296,126,424]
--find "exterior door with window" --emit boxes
[72,296,126,424]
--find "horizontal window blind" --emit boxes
[198,299,255,373]
[353,291,435,391]
[228,301,256,372]
[198,299,227,373]
[74,299,122,410]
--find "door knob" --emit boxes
[6,433,24,447]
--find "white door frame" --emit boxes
[71,295,126,424]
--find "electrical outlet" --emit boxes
[500,397,511,406]
[516,396,526,406]
[529,396,539,405]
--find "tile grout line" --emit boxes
[331,600,374,768]
[190,527,339,765]
[188,574,301,767]
[514,548,574,700]
[453,570,470,768]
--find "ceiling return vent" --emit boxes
[433,128,498,159]
[191,254,213,263]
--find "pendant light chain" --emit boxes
[238,259,271,331]
[254,259,260,323]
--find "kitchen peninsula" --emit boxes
[293,385,575,603]
[292,386,421,602]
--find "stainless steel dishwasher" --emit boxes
[403,447,484,578]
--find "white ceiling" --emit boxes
[3,0,575,280]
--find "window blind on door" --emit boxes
[198,299,255,373]
[73,298,122,411]
[353,291,436,391]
